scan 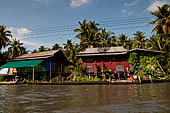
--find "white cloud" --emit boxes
[128,11,133,16]
[124,0,139,7]
[146,0,170,12]
[70,0,91,8]
[34,0,54,4]
[121,9,133,16]
[8,27,40,47]
[17,28,32,36]
[8,27,32,36]
[121,9,127,13]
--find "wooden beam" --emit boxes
[33,67,35,82]
[50,62,52,83]
[157,61,165,74]
[60,62,62,76]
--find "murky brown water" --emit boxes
[0,83,170,113]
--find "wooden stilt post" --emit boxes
[60,63,62,81]
[157,61,165,74]
[61,63,62,75]
[149,75,153,83]
[50,62,52,83]
[138,76,141,83]
[33,67,35,82]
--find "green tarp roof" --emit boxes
[0,59,43,69]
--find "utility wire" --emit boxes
[12,16,153,35]
[13,20,149,37]
[12,18,152,37]
[21,32,75,39]
[98,16,153,24]
[20,25,148,40]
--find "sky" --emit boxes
[0,0,170,51]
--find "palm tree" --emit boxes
[0,25,12,51]
[118,34,128,46]
[100,28,115,47]
[64,43,80,66]
[147,35,164,51]
[63,39,74,59]
[74,19,101,49]
[126,38,133,50]
[52,43,62,50]
[110,35,119,47]
[148,4,170,39]
[38,46,48,52]
[86,21,101,48]
[32,49,38,53]
[64,39,73,50]
[7,38,26,59]
[74,19,88,44]
[70,44,81,65]
[133,31,147,49]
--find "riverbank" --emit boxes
[1,79,170,85]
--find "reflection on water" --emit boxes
[0,83,170,113]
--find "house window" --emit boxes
[112,57,116,60]
[116,65,124,72]
[86,66,93,73]
[85,59,94,63]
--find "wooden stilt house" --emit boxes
[0,50,69,82]
[77,46,164,77]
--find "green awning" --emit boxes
[0,59,43,68]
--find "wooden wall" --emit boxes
[82,55,130,73]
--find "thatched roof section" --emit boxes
[13,50,60,60]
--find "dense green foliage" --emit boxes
[128,53,164,79]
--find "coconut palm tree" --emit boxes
[70,44,81,66]
[0,25,12,51]
[118,33,133,49]
[64,43,81,66]
[74,19,101,49]
[64,39,73,50]
[133,31,147,49]
[118,34,128,48]
[147,35,164,51]
[52,43,62,50]
[63,39,74,59]
[32,49,38,53]
[100,28,115,47]
[126,38,133,50]
[7,38,26,59]
[110,35,119,47]
[87,21,101,48]
[74,19,88,43]
[38,46,49,52]
[148,4,170,39]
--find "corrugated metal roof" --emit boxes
[79,48,99,54]
[107,46,127,52]
[128,48,164,53]
[77,52,128,57]
[13,50,60,60]
[79,46,126,54]
[78,46,164,57]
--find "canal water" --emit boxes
[0,83,170,113]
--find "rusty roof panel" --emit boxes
[13,50,60,60]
